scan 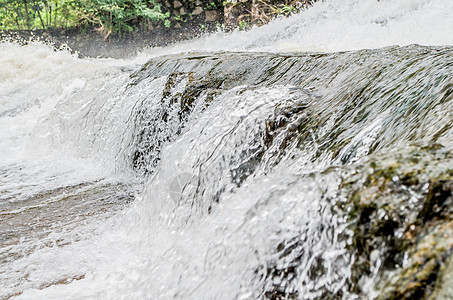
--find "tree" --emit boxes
[0,0,168,38]
[76,0,168,39]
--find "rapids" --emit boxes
[1,0,453,299]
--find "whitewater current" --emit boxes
[1,0,453,299]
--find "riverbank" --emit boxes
[0,25,216,59]
[0,0,315,58]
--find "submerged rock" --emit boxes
[124,49,453,297]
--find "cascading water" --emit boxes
[1,0,453,299]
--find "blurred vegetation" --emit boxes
[223,0,315,31]
[0,0,168,38]
[0,0,314,38]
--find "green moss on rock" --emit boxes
[336,145,453,299]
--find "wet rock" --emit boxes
[430,250,453,299]
[131,72,225,173]
[205,10,218,22]
[263,145,453,299]
[378,220,453,300]
[336,146,453,299]
[174,0,183,8]
[192,6,204,15]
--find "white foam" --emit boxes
[1,0,452,297]
[0,43,136,204]
[135,0,453,62]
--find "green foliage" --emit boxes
[275,4,298,16]
[164,18,170,28]
[0,0,83,30]
[77,0,167,38]
[0,0,169,38]
[238,20,249,31]
[204,1,217,10]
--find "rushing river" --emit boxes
[1,0,453,299]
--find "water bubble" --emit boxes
[168,172,197,204]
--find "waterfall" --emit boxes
[1,0,453,299]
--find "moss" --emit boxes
[258,145,453,299]
[363,163,399,188]
[400,170,421,186]
[178,75,225,116]
[378,221,453,300]
[418,180,453,225]
[334,145,453,298]
[331,138,352,159]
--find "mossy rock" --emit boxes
[378,220,453,299]
[336,145,453,298]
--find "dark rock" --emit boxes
[336,146,453,299]
[205,10,218,22]
[174,0,183,8]
[192,6,204,15]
